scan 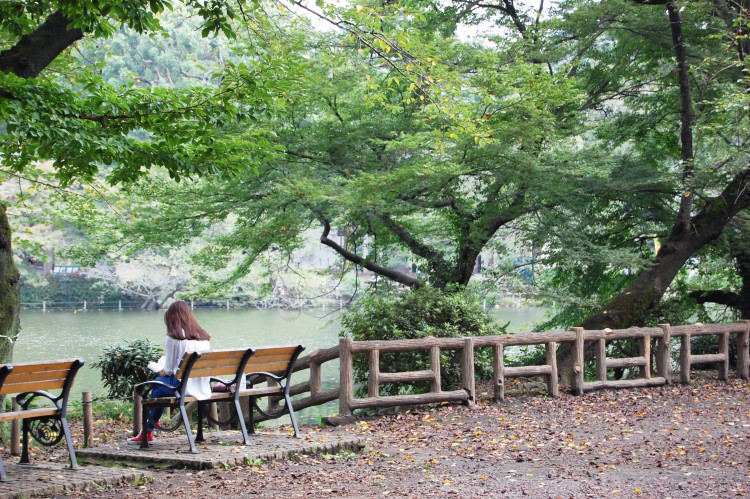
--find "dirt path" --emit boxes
[77,376,750,498]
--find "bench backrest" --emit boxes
[243,345,304,378]
[0,359,84,396]
[176,348,255,381]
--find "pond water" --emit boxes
[15,306,546,423]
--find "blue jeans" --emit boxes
[146,375,178,430]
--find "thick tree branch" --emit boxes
[318,217,422,288]
[666,1,695,234]
[688,289,741,308]
[0,11,83,78]
[375,213,452,272]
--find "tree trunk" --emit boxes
[0,204,20,363]
[556,169,750,383]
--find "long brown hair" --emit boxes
[164,300,211,341]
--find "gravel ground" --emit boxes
[45,375,750,498]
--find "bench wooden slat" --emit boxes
[200,349,252,360]
[4,360,79,373]
[237,386,283,397]
[178,349,252,379]
[176,350,249,369]
[1,369,69,384]
[248,348,298,360]
[189,364,243,378]
[191,354,249,368]
[0,378,67,395]
[0,407,58,423]
[244,361,293,375]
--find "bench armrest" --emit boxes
[134,380,179,398]
[209,377,235,393]
[245,371,285,387]
[16,390,62,410]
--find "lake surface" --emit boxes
[15,306,546,423]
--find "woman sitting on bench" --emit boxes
[128,300,212,444]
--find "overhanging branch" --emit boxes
[319,217,421,288]
[0,11,83,79]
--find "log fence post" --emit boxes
[339,337,354,418]
[429,346,442,394]
[209,402,219,431]
[368,350,380,398]
[739,321,750,381]
[83,391,93,447]
[266,378,281,414]
[493,343,504,402]
[657,324,673,383]
[718,332,729,381]
[571,327,585,395]
[310,357,322,397]
[680,333,691,384]
[547,341,559,397]
[640,335,651,379]
[460,338,475,405]
[595,338,607,382]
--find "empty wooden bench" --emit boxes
[135,348,255,453]
[237,344,305,438]
[0,358,84,481]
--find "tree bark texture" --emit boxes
[0,11,82,78]
[0,204,20,364]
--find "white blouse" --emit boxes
[163,336,211,400]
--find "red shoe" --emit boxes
[127,431,154,444]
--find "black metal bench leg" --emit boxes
[20,419,30,464]
[60,416,79,470]
[196,402,205,443]
[179,402,198,453]
[284,393,301,438]
[234,396,251,445]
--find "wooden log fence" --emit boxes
[126,321,750,431]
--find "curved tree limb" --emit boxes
[318,217,422,288]
[0,11,82,79]
[688,289,740,308]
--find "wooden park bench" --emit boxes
[0,358,84,481]
[236,344,306,438]
[134,344,305,453]
[135,347,255,453]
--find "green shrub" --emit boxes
[92,339,162,399]
[340,287,504,397]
